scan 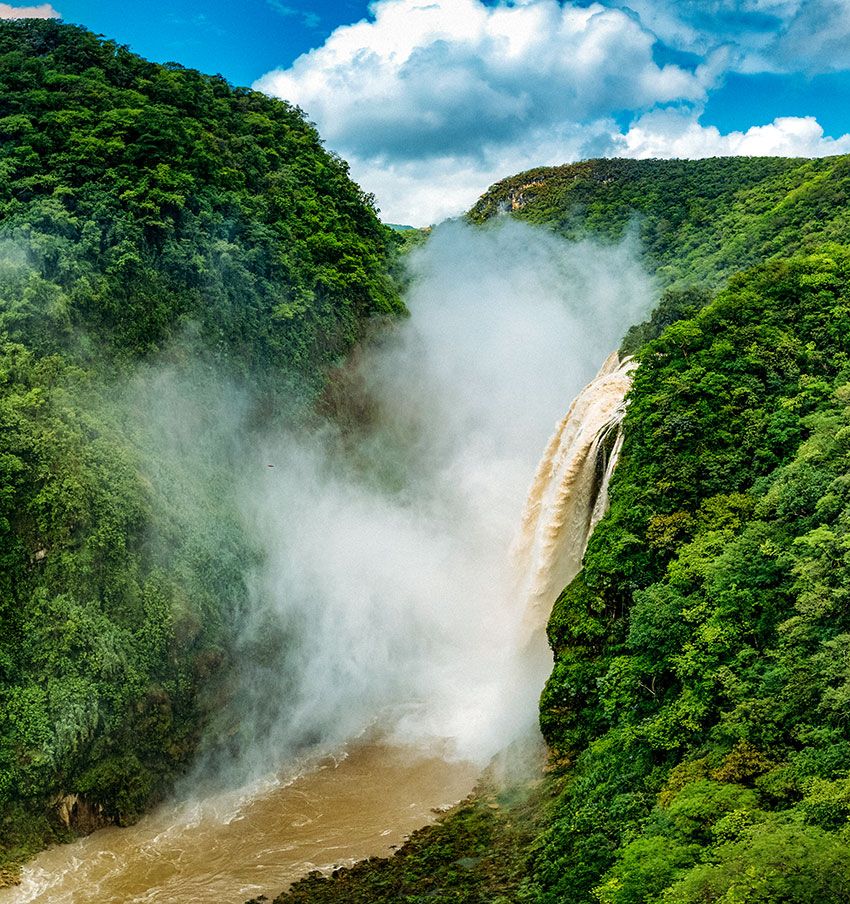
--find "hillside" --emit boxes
[0,19,401,374]
[469,156,850,289]
[0,20,402,879]
[5,20,850,899]
[529,246,850,903]
[278,163,850,903]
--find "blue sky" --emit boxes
[51,0,369,88]
[10,0,850,223]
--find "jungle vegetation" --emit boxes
[279,165,850,901]
[0,19,401,878]
[3,18,850,904]
[469,156,850,290]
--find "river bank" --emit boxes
[0,744,477,904]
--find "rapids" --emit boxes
[0,744,476,904]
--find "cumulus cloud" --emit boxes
[256,0,703,162]
[604,0,850,75]
[767,0,850,73]
[601,0,798,56]
[255,0,713,221]
[0,2,59,17]
[613,108,850,158]
[254,0,850,223]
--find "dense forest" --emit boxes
[531,246,850,903]
[0,19,402,880]
[276,163,850,901]
[4,16,850,904]
[469,156,850,290]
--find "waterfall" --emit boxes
[512,352,637,639]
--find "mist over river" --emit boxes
[206,221,654,782]
[4,221,653,902]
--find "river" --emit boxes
[0,743,477,904]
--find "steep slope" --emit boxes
[469,156,850,289]
[532,247,850,903]
[0,19,401,374]
[0,21,402,879]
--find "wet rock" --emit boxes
[0,865,21,888]
[55,794,109,835]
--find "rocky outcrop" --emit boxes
[55,794,110,835]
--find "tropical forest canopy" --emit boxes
[0,18,401,877]
[2,16,850,904]
[469,156,850,290]
[276,164,850,901]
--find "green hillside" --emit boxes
[469,156,850,289]
[279,162,850,903]
[530,247,850,904]
[4,18,850,901]
[0,19,401,374]
[0,20,401,880]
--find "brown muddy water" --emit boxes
[0,744,477,904]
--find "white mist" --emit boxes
[223,219,654,778]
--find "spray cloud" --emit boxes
[207,218,655,781]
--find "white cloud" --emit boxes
[256,0,704,162]
[602,0,800,56]
[0,2,59,17]
[603,0,850,75]
[347,118,619,224]
[254,0,850,223]
[613,109,850,158]
[766,0,850,73]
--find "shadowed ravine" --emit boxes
[0,351,635,904]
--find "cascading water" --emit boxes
[0,351,637,904]
[512,352,636,640]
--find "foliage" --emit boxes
[468,156,850,291]
[526,247,850,902]
[270,777,546,904]
[0,20,402,877]
[0,18,401,379]
[5,20,850,903]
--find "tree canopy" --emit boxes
[0,20,403,878]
